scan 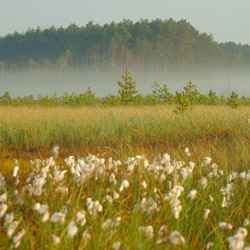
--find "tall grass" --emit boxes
[1,105,250,168]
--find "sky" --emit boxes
[0,0,249,44]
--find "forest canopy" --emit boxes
[0,18,249,74]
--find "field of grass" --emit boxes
[0,105,250,249]
[1,105,250,160]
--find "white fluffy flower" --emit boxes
[13,229,25,248]
[105,195,113,204]
[157,225,168,237]
[200,177,208,189]
[119,180,130,192]
[163,153,171,162]
[138,226,154,238]
[38,205,49,214]
[109,173,117,185]
[86,198,103,217]
[52,234,60,245]
[141,181,147,189]
[13,166,19,178]
[51,212,65,224]
[111,217,121,228]
[112,241,121,250]
[42,211,50,222]
[53,169,67,183]
[0,203,8,218]
[4,213,14,227]
[189,162,195,169]
[237,228,248,238]
[33,203,41,211]
[228,227,248,250]
[209,195,214,202]
[82,228,91,242]
[185,148,190,156]
[219,222,233,230]
[144,226,154,238]
[102,219,112,230]
[67,221,78,238]
[155,225,168,244]
[0,193,7,203]
[218,222,227,229]
[204,209,210,220]
[187,189,197,200]
[202,157,212,167]
[171,199,182,219]
[7,220,20,237]
[206,242,214,249]
[243,219,249,227]
[222,195,230,208]
[53,145,60,159]
[113,191,120,200]
[76,211,86,226]
[170,231,185,246]
[55,186,68,195]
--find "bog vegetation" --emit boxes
[1,73,250,249]
[1,99,250,249]
[1,113,250,249]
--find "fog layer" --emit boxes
[0,69,250,97]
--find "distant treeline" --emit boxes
[0,71,248,107]
[0,19,250,75]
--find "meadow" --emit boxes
[0,105,250,249]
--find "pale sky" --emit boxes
[0,0,249,44]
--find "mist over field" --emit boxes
[2,4,250,247]
[0,68,250,97]
[0,19,249,99]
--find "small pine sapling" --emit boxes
[173,91,190,114]
[227,90,239,109]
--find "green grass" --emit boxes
[0,105,250,249]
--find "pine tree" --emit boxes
[158,84,175,104]
[151,81,160,105]
[208,89,219,105]
[117,71,138,105]
[173,91,190,114]
[86,86,97,105]
[183,79,199,108]
[227,90,239,109]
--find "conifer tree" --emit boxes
[173,91,190,114]
[158,84,175,104]
[208,89,219,105]
[117,71,138,105]
[183,79,199,108]
[227,90,239,109]
[151,81,160,105]
[85,86,96,105]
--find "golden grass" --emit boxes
[1,105,250,172]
